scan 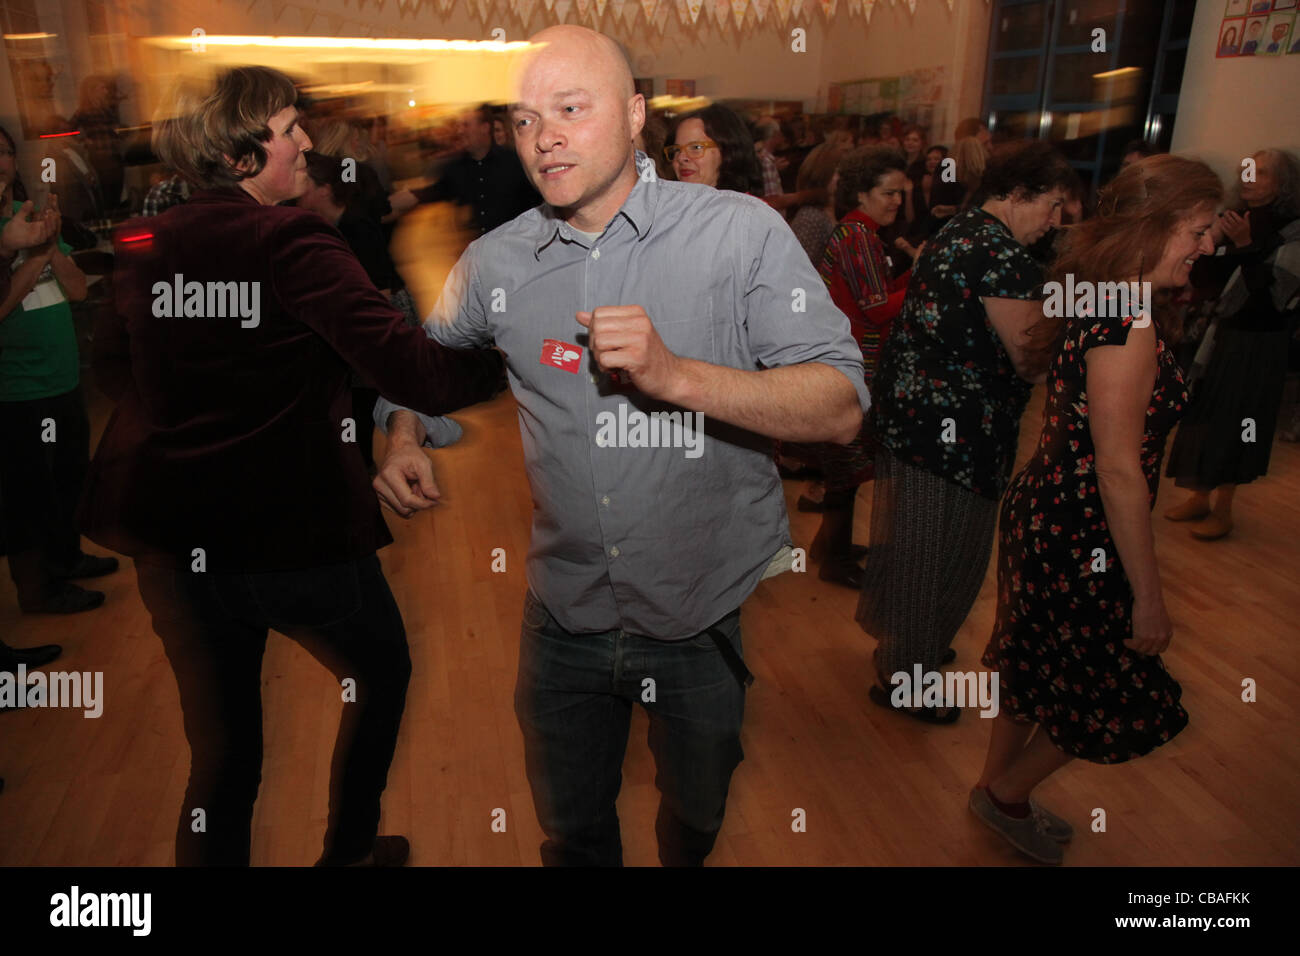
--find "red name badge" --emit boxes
[540,339,583,374]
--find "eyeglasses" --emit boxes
[664,140,718,162]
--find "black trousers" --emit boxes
[136,552,411,866]
[0,386,90,605]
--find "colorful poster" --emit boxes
[1259,11,1295,52]
[1217,16,1246,55]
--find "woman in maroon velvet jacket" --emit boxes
[78,67,502,867]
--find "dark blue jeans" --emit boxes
[514,590,746,866]
[136,552,410,866]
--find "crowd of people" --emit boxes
[2,24,1298,868]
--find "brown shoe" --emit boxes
[1190,513,1233,540]
[1164,497,1210,522]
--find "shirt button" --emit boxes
[590,374,599,384]
[609,546,620,558]
[601,495,610,506]
[591,248,600,260]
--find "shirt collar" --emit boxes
[843,209,881,231]
[534,150,658,259]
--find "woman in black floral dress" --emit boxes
[971,156,1223,865]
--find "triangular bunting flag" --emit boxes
[640,0,659,24]
[818,0,835,18]
[686,0,703,24]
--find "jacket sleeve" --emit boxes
[269,211,502,417]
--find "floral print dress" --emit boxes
[982,310,1189,764]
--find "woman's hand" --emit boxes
[1126,594,1173,656]
[1220,209,1251,248]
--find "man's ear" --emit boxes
[628,93,646,142]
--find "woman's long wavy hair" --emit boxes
[1041,154,1223,349]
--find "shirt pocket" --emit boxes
[650,293,715,364]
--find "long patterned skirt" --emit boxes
[856,449,999,677]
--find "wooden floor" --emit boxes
[2,211,1297,865]
[3,377,1298,867]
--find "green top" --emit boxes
[0,201,78,401]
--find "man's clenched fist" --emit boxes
[575,305,683,401]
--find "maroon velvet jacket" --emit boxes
[78,186,502,571]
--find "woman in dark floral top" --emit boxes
[972,156,1222,865]
[858,140,1075,723]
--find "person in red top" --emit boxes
[810,147,915,588]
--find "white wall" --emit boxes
[1171,0,1300,187]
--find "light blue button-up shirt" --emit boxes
[377,152,868,639]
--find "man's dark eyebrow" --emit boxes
[551,88,591,100]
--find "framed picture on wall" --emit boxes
[1259,11,1295,52]
[1248,0,1272,11]
[1218,16,1247,55]
[1273,0,1298,10]
[1241,15,1270,53]
[1225,0,1248,13]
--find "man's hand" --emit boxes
[1,198,59,255]
[373,441,442,518]
[576,305,684,402]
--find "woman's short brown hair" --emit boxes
[154,66,299,189]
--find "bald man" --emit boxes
[373,26,868,866]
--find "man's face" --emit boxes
[511,42,642,219]
[463,111,493,153]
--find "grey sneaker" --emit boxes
[1030,798,1074,843]
[968,787,1064,865]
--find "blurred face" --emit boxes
[0,137,16,199]
[903,131,923,155]
[1150,202,1217,290]
[1005,185,1066,246]
[977,127,992,150]
[512,31,644,230]
[295,179,336,219]
[463,111,493,153]
[858,169,907,226]
[492,118,508,146]
[1240,152,1279,206]
[924,148,943,173]
[672,117,721,187]
[238,106,312,205]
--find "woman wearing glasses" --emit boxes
[665,104,762,195]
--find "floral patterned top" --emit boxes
[871,206,1044,499]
